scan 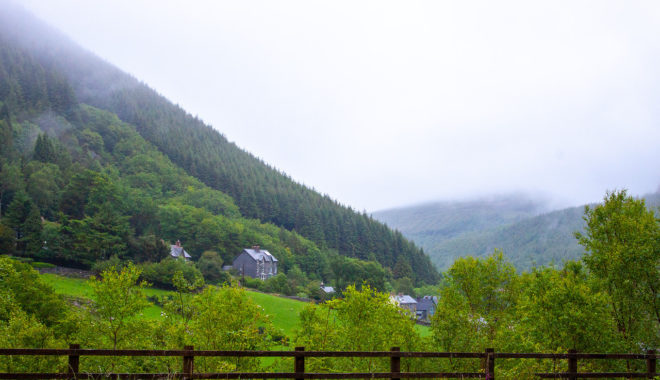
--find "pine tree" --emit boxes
[33,134,55,163]
[4,191,33,255]
[24,203,42,256]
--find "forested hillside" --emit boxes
[0,3,438,285]
[374,195,545,249]
[0,3,438,290]
[375,193,660,270]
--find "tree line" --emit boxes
[1,190,657,377]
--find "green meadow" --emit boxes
[40,273,429,342]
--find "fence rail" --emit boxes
[0,345,656,379]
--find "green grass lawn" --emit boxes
[40,273,171,319]
[40,273,430,342]
[246,291,308,339]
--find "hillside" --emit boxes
[373,195,546,248]
[375,192,660,271]
[0,2,437,285]
[0,2,438,286]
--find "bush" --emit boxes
[241,276,265,291]
[263,273,292,295]
[140,258,204,290]
[195,251,227,284]
[91,255,127,274]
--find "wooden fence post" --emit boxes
[648,349,656,380]
[68,344,80,380]
[485,348,495,380]
[295,346,305,380]
[567,349,577,380]
[390,347,400,380]
[183,345,194,380]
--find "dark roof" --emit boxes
[171,245,191,259]
[416,296,437,311]
[243,248,278,262]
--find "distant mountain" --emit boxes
[374,192,660,271]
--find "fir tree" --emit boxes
[33,134,56,163]
[4,191,33,255]
[23,203,43,256]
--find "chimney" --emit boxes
[176,240,182,247]
[252,245,260,251]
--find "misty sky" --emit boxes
[20,1,660,212]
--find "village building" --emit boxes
[233,246,278,280]
[170,240,191,260]
[415,296,438,321]
[320,283,335,295]
[390,294,417,314]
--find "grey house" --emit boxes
[233,246,278,280]
[170,240,191,260]
[390,294,417,314]
[415,296,438,321]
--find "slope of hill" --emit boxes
[375,192,660,271]
[0,2,438,285]
[373,195,546,248]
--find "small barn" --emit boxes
[233,246,278,280]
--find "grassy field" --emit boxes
[40,273,309,338]
[41,273,170,319]
[40,273,430,340]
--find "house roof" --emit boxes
[321,286,335,293]
[171,245,191,259]
[392,295,417,305]
[243,248,278,262]
[416,297,437,311]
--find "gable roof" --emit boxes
[171,245,191,259]
[321,286,335,293]
[416,296,437,311]
[243,248,278,262]
[392,295,417,305]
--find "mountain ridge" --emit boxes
[373,191,660,270]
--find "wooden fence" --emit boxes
[0,345,656,379]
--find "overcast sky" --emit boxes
[19,1,660,211]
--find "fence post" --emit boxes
[648,349,656,380]
[183,345,194,380]
[68,344,80,380]
[485,348,495,380]
[390,347,400,380]
[295,346,305,380]
[567,349,577,380]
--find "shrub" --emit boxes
[195,251,227,284]
[140,258,204,290]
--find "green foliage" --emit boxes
[189,285,275,371]
[140,258,204,290]
[195,250,228,284]
[295,285,421,373]
[33,133,56,163]
[0,223,15,254]
[514,264,616,353]
[576,190,660,349]
[330,256,388,291]
[0,256,67,326]
[262,273,292,295]
[87,264,149,349]
[4,191,42,256]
